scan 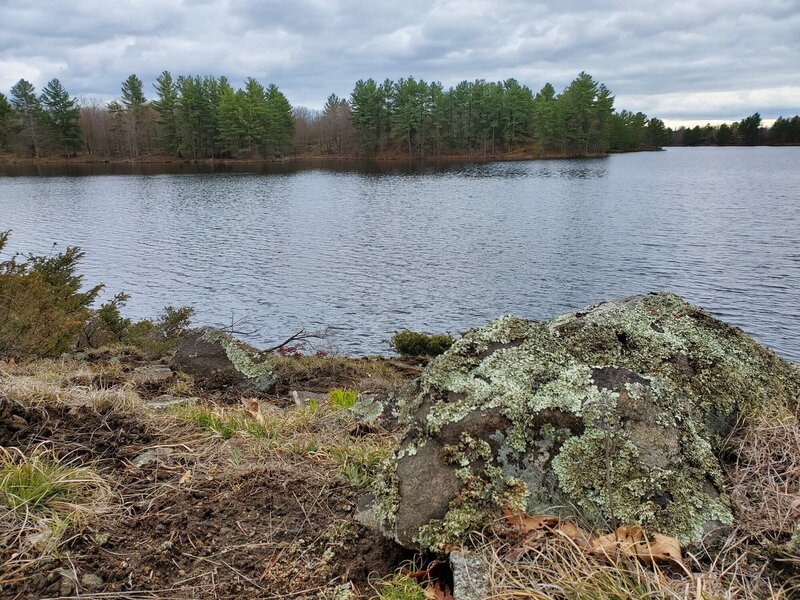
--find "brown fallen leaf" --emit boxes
[554,521,595,551]
[590,526,684,567]
[502,509,559,534]
[242,398,265,425]
[178,470,192,485]
[425,582,455,600]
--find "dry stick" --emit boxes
[221,560,266,591]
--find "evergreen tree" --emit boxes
[0,92,14,151]
[10,78,42,157]
[40,78,83,157]
[533,83,557,150]
[739,112,762,145]
[241,77,267,154]
[349,78,391,155]
[320,94,350,154]
[216,78,245,156]
[264,83,294,155]
[152,70,180,156]
[120,74,147,156]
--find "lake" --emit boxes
[1,147,798,361]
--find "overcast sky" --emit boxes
[1,0,798,125]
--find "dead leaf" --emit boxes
[555,521,594,550]
[502,509,559,533]
[242,398,265,425]
[590,526,683,567]
[503,510,684,569]
[178,470,192,485]
[636,532,683,566]
[424,582,455,600]
[6,357,16,369]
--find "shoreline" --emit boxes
[0,149,624,167]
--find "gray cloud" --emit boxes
[1,0,798,123]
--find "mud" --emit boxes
[0,394,412,599]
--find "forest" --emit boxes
[0,71,796,162]
[669,113,800,146]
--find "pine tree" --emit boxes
[217,78,245,156]
[40,79,83,157]
[121,74,147,156]
[152,71,180,156]
[0,92,14,151]
[10,79,42,158]
[264,83,294,155]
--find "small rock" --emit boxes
[291,390,327,407]
[131,365,174,386]
[145,394,197,409]
[131,447,174,468]
[8,414,27,430]
[350,394,383,423]
[450,551,490,600]
[353,494,379,532]
[55,569,75,596]
[81,573,104,590]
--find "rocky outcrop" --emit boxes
[375,293,800,551]
[171,328,276,391]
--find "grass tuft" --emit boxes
[0,445,112,555]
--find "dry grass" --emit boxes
[726,404,800,544]
[0,444,114,587]
[0,357,139,410]
[272,354,412,394]
[471,527,800,599]
[171,398,398,491]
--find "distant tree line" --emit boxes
[7,70,762,161]
[296,73,671,158]
[0,73,294,160]
[669,113,800,147]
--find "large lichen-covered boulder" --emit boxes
[172,327,276,391]
[375,293,800,551]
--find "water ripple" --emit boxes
[0,147,798,360]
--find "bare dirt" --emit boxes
[0,384,413,599]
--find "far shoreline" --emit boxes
[0,148,653,168]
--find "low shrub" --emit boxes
[389,329,454,357]
[0,231,194,359]
[83,299,195,357]
[0,231,102,358]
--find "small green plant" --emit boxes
[329,387,358,410]
[373,573,427,600]
[389,329,454,358]
[182,406,239,439]
[0,445,112,552]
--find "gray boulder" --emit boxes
[171,327,276,391]
[375,293,800,551]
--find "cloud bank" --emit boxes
[1,0,798,123]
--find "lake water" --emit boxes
[1,147,798,361]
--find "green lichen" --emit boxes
[200,328,276,389]
[376,293,799,551]
[412,433,529,552]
